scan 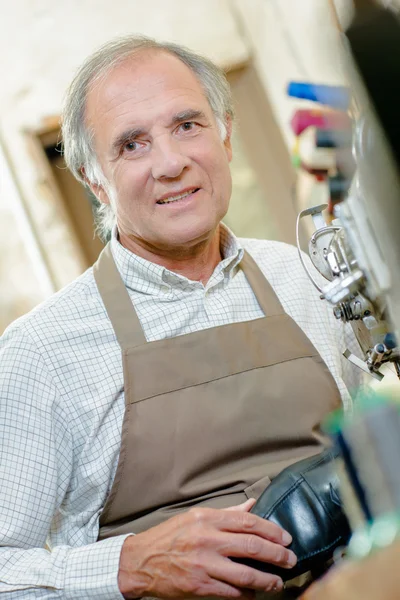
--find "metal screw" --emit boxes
[333,307,343,320]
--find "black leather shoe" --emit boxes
[240,447,350,580]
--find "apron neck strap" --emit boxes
[240,250,284,317]
[93,243,146,349]
[93,244,286,350]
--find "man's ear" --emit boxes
[81,167,111,205]
[223,115,233,162]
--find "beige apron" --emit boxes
[94,243,341,593]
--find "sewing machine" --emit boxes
[293,0,400,383]
[294,3,400,596]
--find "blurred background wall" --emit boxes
[0,0,359,333]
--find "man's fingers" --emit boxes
[225,498,256,513]
[211,508,292,547]
[218,531,297,569]
[210,557,284,594]
[204,578,255,600]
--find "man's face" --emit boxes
[85,51,233,253]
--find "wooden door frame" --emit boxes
[227,63,299,245]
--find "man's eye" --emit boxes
[179,121,198,132]
[124,141,138,152]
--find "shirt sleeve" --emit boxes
[0,325,129,599]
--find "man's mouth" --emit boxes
[156,188,200,205]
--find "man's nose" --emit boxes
[151,137,190,180]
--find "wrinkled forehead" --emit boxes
[85,50,211,129]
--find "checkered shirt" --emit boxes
[0,225,360,598]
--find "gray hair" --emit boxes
[61,34,234,239]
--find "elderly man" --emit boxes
[0,36,357,599]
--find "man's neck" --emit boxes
[118,228,222,285]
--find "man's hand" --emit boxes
[118,499,297,599]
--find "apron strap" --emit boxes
[240,250,285,317]
[93,243,286,349]
[93,243,147,349]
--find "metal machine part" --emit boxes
[313,3,400,569]
[294,1,400,382]
[296,204,399,381]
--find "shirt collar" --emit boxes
[110,223,244,295]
